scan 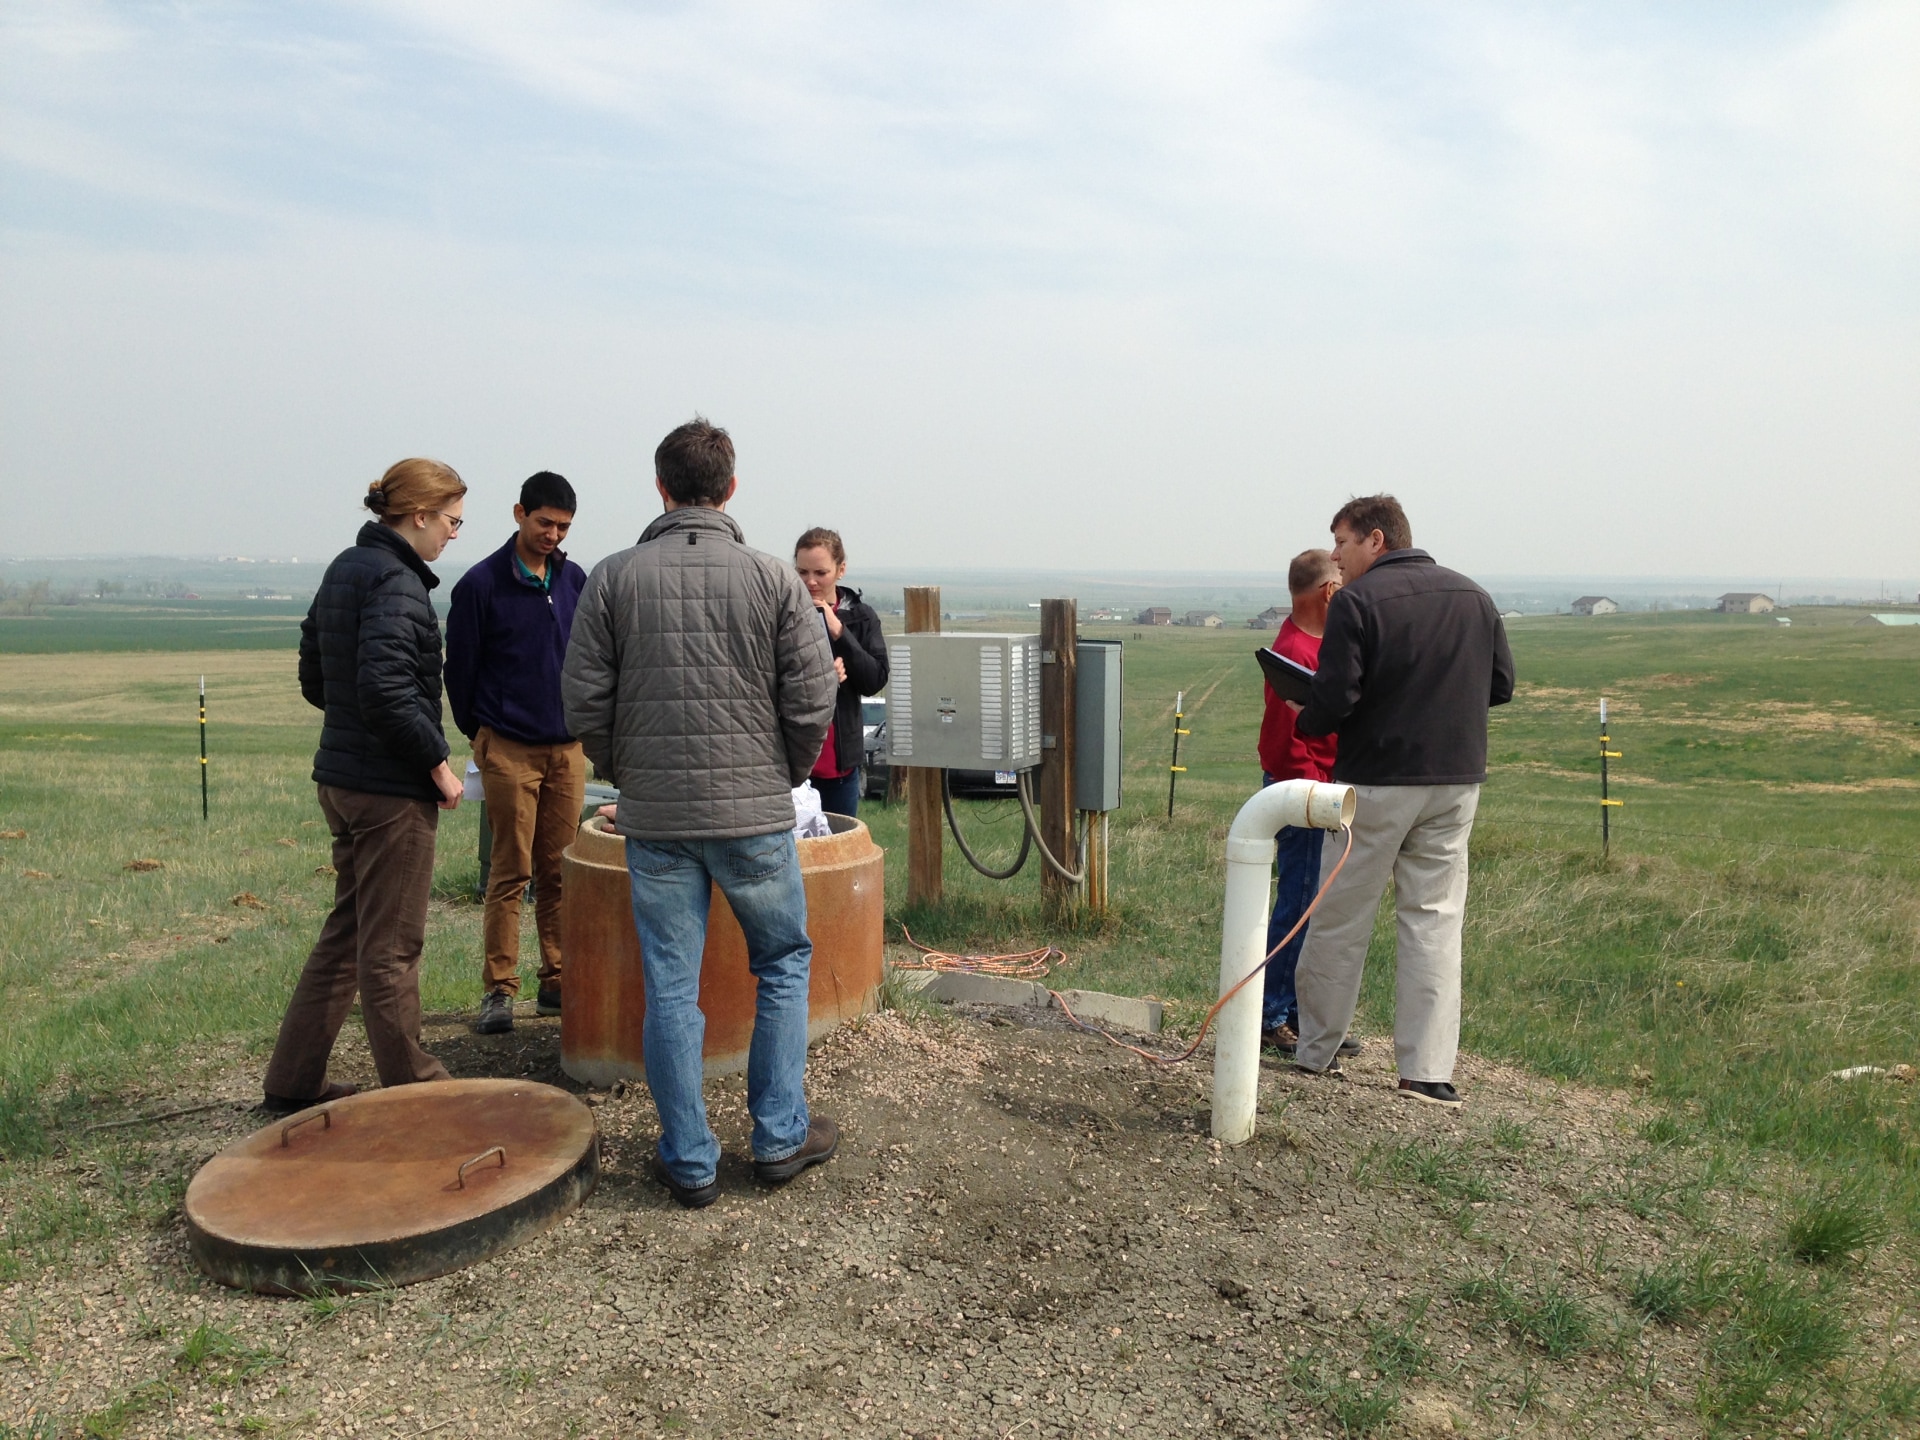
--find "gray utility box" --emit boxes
[1074,640,1123,812]
[885,633,1042,771]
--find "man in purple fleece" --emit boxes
[445,471,589,1035]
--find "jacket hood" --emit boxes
[356,520,441,590]
[835,583,864,607]
[639,507,744,546]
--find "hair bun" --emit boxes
[363,480,386,515]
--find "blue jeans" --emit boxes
[1261,776,1326,1033]
[810,770,860,820]
[625,832,813,1188]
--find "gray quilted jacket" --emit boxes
[561,506,836,840]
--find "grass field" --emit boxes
[3,608,1917,1433]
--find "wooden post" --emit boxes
[1040,599,1078,918]
[904,586,943,907]
[1080,810,1108,915]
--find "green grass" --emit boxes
[1784,1186,1891,1267]
[1454,1271,1599,1359]
[1,611,1917,1231]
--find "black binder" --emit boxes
[1255,647,1317,705]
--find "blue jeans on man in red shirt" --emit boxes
[1261,773,1327,1034]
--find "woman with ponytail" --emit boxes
[260,459,467,1112]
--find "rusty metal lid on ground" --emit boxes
[185,1079,598,1295]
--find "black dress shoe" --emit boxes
[754,1116,840,1184]
[650,1156,720,1209]
[260,1081,357,1116]
[535,982,562,1017]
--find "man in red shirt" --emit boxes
[1256,549,1343,1053]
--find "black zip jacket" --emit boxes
[1295,549,1515,786]
[299,522,452,801]
[825,585,889,775]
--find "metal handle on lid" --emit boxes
[456,1146,507,1188]
[280,1108,332,1147]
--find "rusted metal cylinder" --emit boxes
[559,815,886,1087]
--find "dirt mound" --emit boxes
[0,1004,1850,1437]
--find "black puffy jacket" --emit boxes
[824,585,889,775]
[299,523,452,801]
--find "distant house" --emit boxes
[1716,593,1776,614]
[1570,596,1619,616]
[1499,609,1523,620]
[1182,610,1223,628]
[1249,605,1288,630]
[1136,607,1172,626]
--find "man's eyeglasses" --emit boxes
[436,512,464,532]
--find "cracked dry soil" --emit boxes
[6,1002,1767,1437]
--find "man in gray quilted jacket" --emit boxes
[562,418,838,1209]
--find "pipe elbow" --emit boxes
[1227,778,1356,848]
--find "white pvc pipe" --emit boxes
[1211,778,1357,1145]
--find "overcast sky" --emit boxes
[2,2,1915,577]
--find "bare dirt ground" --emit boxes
[4,999,1909,1439]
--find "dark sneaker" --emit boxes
[1337,1035,1364,1058]
[260,1081,357,1116]
[1398,1079,1463,1108]
[535,982,562,1017]
[1293,1057,1343,1079]
[1262,1024,1298,1055]
[476,990,515,1035]
[754,1116,840,1184]
[650,1155,720,1210]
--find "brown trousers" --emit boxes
[264,785,450,1098]
[475,728,586,995]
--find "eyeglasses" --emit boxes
[435,511,464,532]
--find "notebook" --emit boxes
[1255,646,1317,705]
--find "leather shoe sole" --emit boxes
[260,1081,357,1116]
[754,1116,840,1184]
[650,1156,720,1209]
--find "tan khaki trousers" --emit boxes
[264,785,450,1097]
[475,727,586,996]
[1294,783,1480,1082]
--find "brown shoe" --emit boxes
[260,1081,357,1116]
[754,1116,840,1184]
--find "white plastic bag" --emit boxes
[463,760,486,802]
[791,782,832,839]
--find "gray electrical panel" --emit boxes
[1074,640,1123,812]
[885,633,1043,772]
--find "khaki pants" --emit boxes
[475,727,586,996]
[264,785,451,1097]
[1294,783,1480,1082]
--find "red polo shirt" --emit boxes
[1257,617,1338,782]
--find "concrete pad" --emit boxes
[1050,989,1164,1036]
[914,971,1052,1009]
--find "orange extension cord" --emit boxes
[895,929,1065,979]
[897,825,1356,1069]
[1053,824,1355,1066]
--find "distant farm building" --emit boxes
[1866,614,1920,627]
[1570,596,1618,616]
[1181,611,1223,628]
[1716,593,1776,614]
[1249,605,1288,630]
[1136,607,1173,625]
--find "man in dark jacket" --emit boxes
[562,418,838,1209]
[447,472,589,1035]
[1291,495,1515,1108]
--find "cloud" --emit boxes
[0,2,1914,574]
